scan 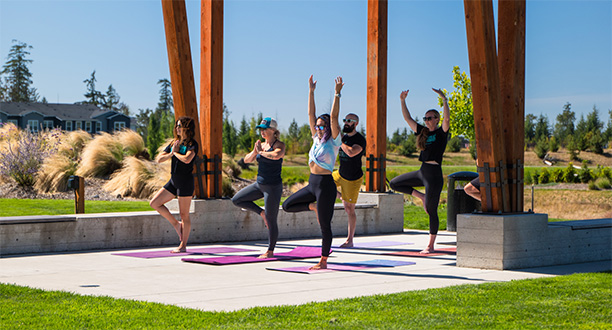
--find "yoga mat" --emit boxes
[332,240,413,249]
[384,247,456,258]
[112,247,255,258]
[182,246,325,265]
[342,259,416,267]
[267,264,371,274]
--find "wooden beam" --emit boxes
[498,0,526,212]
[365,0,388,192]
[161,0,203,198]
[200,0,224,198]
[463,0,510,212]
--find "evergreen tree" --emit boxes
[575,114,588,151]
[135,108,152,144]
[222,104,237,157]
[82,71,103,106]
[553,102,575,147]
[524,113,537,147]
[238,116,251,151]
[534,114,551,142]
[101,84,120,111]
[147,114,163,159]
[1,40,39,102]
[157,78,173,111]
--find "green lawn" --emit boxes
[0,198,151,217]
[1,272,610,329]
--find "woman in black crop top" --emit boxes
[150,116,198,253]
[231,117,286,259]
[389,88,450,254]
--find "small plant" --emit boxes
[578,161,593,183]
[534,137,549,159]
[446,136,462,152]
[562,163,578,183]
[594,177,611,190]
[538,168,550,184]
[0,124,60,186]
[587,180,599,190]
[550,168,564,183]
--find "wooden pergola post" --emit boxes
[200,0,224,198]
[161,0,204,198]
[498,0,526,212]
[463,0,510,212]
[365,0,388,192]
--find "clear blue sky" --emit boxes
[1,0,610,134]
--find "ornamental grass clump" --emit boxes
[0,124,61,187]
[104,156,169,199]
[116,129,149,159]
[34,131,92,193]
[76,132,124,178]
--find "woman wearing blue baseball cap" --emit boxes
[231,117,286,258]
[282,75,343,270]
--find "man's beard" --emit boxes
[343,124,355,133]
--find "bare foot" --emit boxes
[420,247,434,254]
[309,261,327,270]
[339,241,353,248]
[257,251,274,259]
[171,247,186,253]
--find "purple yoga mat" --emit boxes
[112,247,256,258]
[342,259,416,267]
[182,246,324,265]
[332,240,413,249]
[267,264,371,274]
[384,247,456,258]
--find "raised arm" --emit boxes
[330,76,343,139]
[243,140,262,164]
[308,75,317,137]
[400,90,418,132]
[433,88,450,132]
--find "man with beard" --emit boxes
[333,113,367,248]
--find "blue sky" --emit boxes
[1,0,610,134]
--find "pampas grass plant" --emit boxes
[76,132,124,178]
[104,156,170,199]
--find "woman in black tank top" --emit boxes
[389,89,450,254]
[231,117,286,259]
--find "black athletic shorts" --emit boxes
[163,176,194,197]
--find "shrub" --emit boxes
[223,155,242,179]
[588,180,599,190]
[534,137,549,159]
[446,136,462,152]
[468,139,477,160]
[578,161,593,183]
[595,165,612,181]
[76,132,124,178]
[104,156,170,199]
[538,168,550,184]
[0,125,60,186]
[562,163,578,183]
[398,135,417,157]
[550,168,564,183]
[594,177,612,190]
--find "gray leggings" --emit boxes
[231,182,283,251]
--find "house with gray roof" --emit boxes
[0,102,132,133]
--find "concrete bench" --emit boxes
[0,193,403,256]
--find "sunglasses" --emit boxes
[315,125,326,131]
[175,124,183,128]
[343,118,356,123]
[423,116,437,122]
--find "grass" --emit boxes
[0,198,151,217]
[1,272,610,329]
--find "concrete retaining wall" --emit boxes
[0,193,404,256]
[457,213,612,269]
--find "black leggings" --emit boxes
[282,174,336,257]
[389,163,444,235]
[231,182,283,251]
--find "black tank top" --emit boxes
[256,140,283,185]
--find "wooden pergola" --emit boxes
[160,0,525,213]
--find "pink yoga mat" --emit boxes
[342,259,416,267]
[384,247,456,258]
[332,240,413,249]
[112,247,256,258]
[182,246,325,265]
[267,264,371,274]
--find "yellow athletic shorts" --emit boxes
[332,170,362,203]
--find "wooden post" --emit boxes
[75,176,84,214]
[200,0,224,198]
[498,0,526,212]
[463,0,510,212]
[365,0,388,192]
[161,0,205,198]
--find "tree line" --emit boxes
[1,41,611,160]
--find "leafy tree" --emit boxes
[1,40,39,102]
[524,113,537,147]
[553,102,575,147]
[438,66,473,140]
[82,71,104,106]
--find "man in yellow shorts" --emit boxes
[333,113,367,247]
